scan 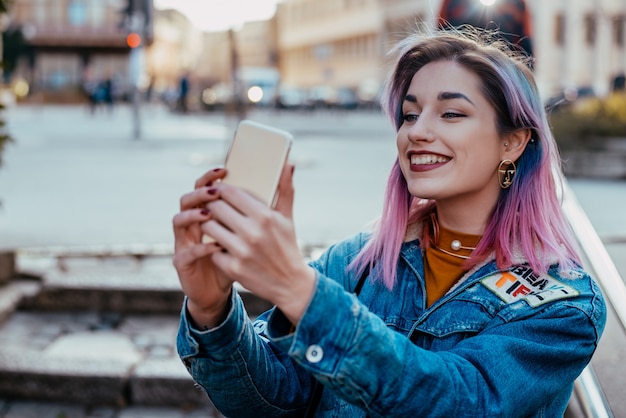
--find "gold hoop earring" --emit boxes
[498,159,516,189]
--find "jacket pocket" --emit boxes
[410,293,500,349]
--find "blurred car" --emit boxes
[545,86,595,112]
[307,85,359,110]
[335,87,358,110]
[357,79,382,109]
[308,85,337,109]
[276,86,311,110]
[200,83,235,111]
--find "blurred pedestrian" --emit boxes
[82,68,99,114]
[145,74,155,103]
[100,76,114,113]
[173,29,605,417]
[178,72,189,113]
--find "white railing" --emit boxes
[562,180,624,418]
[562,181,626,331]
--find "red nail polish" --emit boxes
[207,188,217,195]
[200,209,210,216]
[206,180,213,187]
[212,168,222,172]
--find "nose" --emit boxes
[407,115,435,143]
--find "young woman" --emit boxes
[173,30,606,417]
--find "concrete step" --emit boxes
[0,245,328,409]
[13,250,273,315]
[0,310,214,408]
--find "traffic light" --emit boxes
[126,32,141,48]
[119,0,152,46]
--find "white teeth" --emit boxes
[411,154,449,165]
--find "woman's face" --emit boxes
[397,60,506,216]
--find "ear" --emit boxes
[502,128,532,161]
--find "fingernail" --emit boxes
[212,168,223,172]
[291,165,295,176]
[207,188,217,195]
[205,180,213,187]
[200,209,210,216]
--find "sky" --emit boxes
[153,0,279,32]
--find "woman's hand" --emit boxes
[172,168,234,330]
[202,163,317,326]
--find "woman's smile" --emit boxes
[409,151,451,171]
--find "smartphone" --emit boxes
[202,119,293,243]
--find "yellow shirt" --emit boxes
[424,225,482,308]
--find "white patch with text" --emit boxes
[481,265,579,307]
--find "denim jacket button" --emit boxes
[305,345,324,363]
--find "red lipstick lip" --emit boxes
[410,162,447,172]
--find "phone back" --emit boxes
[222,120,293,207]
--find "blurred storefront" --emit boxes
[4,0,626,107]
[3,0,152,103]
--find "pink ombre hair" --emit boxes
[349,30,581,289]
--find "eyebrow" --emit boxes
[438,91,474,105]
[403,92,475,106]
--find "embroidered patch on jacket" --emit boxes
[481,265,579,307]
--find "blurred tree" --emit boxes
[1,25,23,84]
[0,0,13,169]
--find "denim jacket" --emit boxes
[177,232,606,417]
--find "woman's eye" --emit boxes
[403,114,418,122]
[442,112,465,119]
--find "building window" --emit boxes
[555,14,565,46]
[584,13,596,45]
[614,15,625,47]
[68,0,87,26]
[33,0,47,24]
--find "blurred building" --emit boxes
[6,0,626,106]
[275,0,626,105]
[197,31,230,86]
[196,18,280,109]
[529,0,626,98]
[4,0,152,103]
[276,0,387,107]
[144,8,203,101]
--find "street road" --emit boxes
[0,104,397,250]
[0,104,624,275]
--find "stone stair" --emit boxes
[0,244,326,412]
